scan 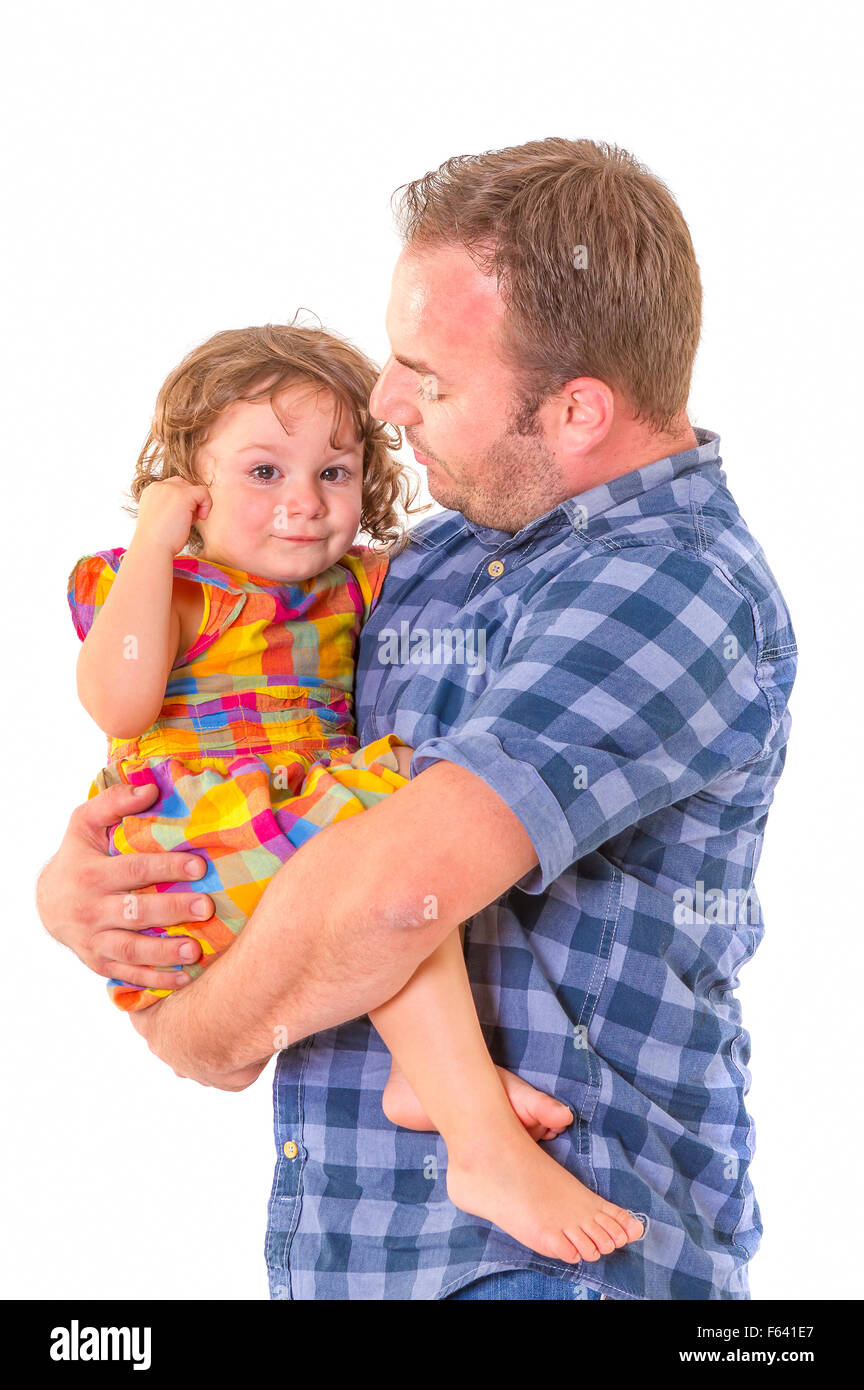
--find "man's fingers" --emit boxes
[96,925,203,969]
[92,890,213,934]
[92,922,204,990]
[98,850,209,893]
[94,959,194,992]
[71,788,209,887]
[78,789,210,886]
[74,781,159,841]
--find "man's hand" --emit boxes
[36,781,213,990]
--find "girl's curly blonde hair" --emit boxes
[128,322,429,556]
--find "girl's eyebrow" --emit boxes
[237,441,290,452]
[236,441,360,460]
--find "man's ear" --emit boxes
[555,376,615,457]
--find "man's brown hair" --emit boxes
[130,322,428,554]
[394,138,702,434]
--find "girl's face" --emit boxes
[193,381,365,581]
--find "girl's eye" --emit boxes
[320,466,352,483]
[250,464,280,482]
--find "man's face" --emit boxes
[369,244,568,532]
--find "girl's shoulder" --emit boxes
[66,547,247,643]
[67,548,126,640]
[170,553,250,594]
[337,544,391,622]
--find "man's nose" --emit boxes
[370,356,422,427]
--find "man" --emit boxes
[37,138,796,1300]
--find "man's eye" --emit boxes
[250,464,279,481]
[416,382,444,402]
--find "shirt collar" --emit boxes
[462,428,721,549]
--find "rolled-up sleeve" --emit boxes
[410,545,772,894]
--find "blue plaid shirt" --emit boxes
[265,429,796,1301]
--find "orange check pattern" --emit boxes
[68,545,405,1011]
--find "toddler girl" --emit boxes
[68,323,643,1265]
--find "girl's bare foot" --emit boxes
[382,1059,573,1141]
[446,1118,646,1264]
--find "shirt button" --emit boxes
[283,1140,299,1160]
[487,559,505,577]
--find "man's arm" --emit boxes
[130,760,538,1084]
[148,543,765,1085]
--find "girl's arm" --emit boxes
[76,478,211,738]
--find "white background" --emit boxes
[2,0,861,1301]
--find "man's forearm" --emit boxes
[144,827,453,1076]
[133,761,539,1082]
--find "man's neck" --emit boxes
[480,413,701,537]
[570,415,699,497]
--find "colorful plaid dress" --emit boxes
[67,545,406,1012]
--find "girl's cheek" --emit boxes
[241,493,282,527]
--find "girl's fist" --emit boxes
[135,477,212,555]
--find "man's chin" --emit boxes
[425,472,513,530]
[426,474,461,513]
[427,480,483,525]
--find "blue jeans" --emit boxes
[445,1270,607,1300]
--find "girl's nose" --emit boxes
[284,486,326,518]
[370,356,422,427]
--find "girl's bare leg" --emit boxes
[379,927,571,1140]
[368,927,645,1265]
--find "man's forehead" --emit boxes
[387,244,503,366]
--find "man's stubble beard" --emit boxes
[420,404,569,534]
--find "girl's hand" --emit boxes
[134,477,212,555]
